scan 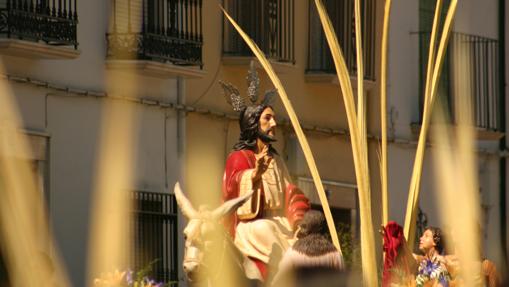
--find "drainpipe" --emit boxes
[498,0,507,267]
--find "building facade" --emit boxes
[387,0,507,269]
[1,0,508,286]
[0,0,204,285]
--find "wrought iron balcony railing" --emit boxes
[107,0,203,67]
[0,0,78,48]
[307,0,376,81]
[222,0,295,64]
[131,191,178,283]
[418,32,500,131]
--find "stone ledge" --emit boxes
[222,56,297,74]
[304,72,377,91]
[0,39,80,59]
[410,123,505,141]
[105,60,206,79]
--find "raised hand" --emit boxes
[252,145,273,183]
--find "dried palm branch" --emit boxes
[403,0,458,248]
[380,0,392,227]
[432,98,481,287]
[313,0,377,285]
[88,55,139,285]
[0,64,70,287]
[354,0,367,153]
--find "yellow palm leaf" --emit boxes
[313,0,377,285]
[403,0,458,247]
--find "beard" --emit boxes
[257,128,277,143]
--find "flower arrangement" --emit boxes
[94,260,175,287]
[415,257,450,287]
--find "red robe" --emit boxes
[222,149,310,238]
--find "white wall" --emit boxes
[387,0,424,227]
[1,0,183,285]
[388,0,420,140]
[454,0,498,39]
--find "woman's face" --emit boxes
[419,229,436,253]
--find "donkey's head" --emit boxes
[173,183,253,282]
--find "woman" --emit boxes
[414,227,451,287]
[381,223,451,287]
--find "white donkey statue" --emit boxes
[173,182,263,287]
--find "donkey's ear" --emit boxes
[211,190,254,220]
[174,182,199,219]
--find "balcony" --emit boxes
[0,0,79,59]
[106,0,204,79]
[306,0,376,83]
[131,191,178,284]
[417,32,503,140]
[222,0,295,67]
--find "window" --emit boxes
[107,0,203,67]
[418,0,451,124]
[131,191,179,283]
[449,33,500,131]
[0,0,78,48]
[419,0,500,132]
[307,0,376,80]
[222,0,295,63]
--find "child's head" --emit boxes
[297,210,327,239]
[419,226,445,255]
